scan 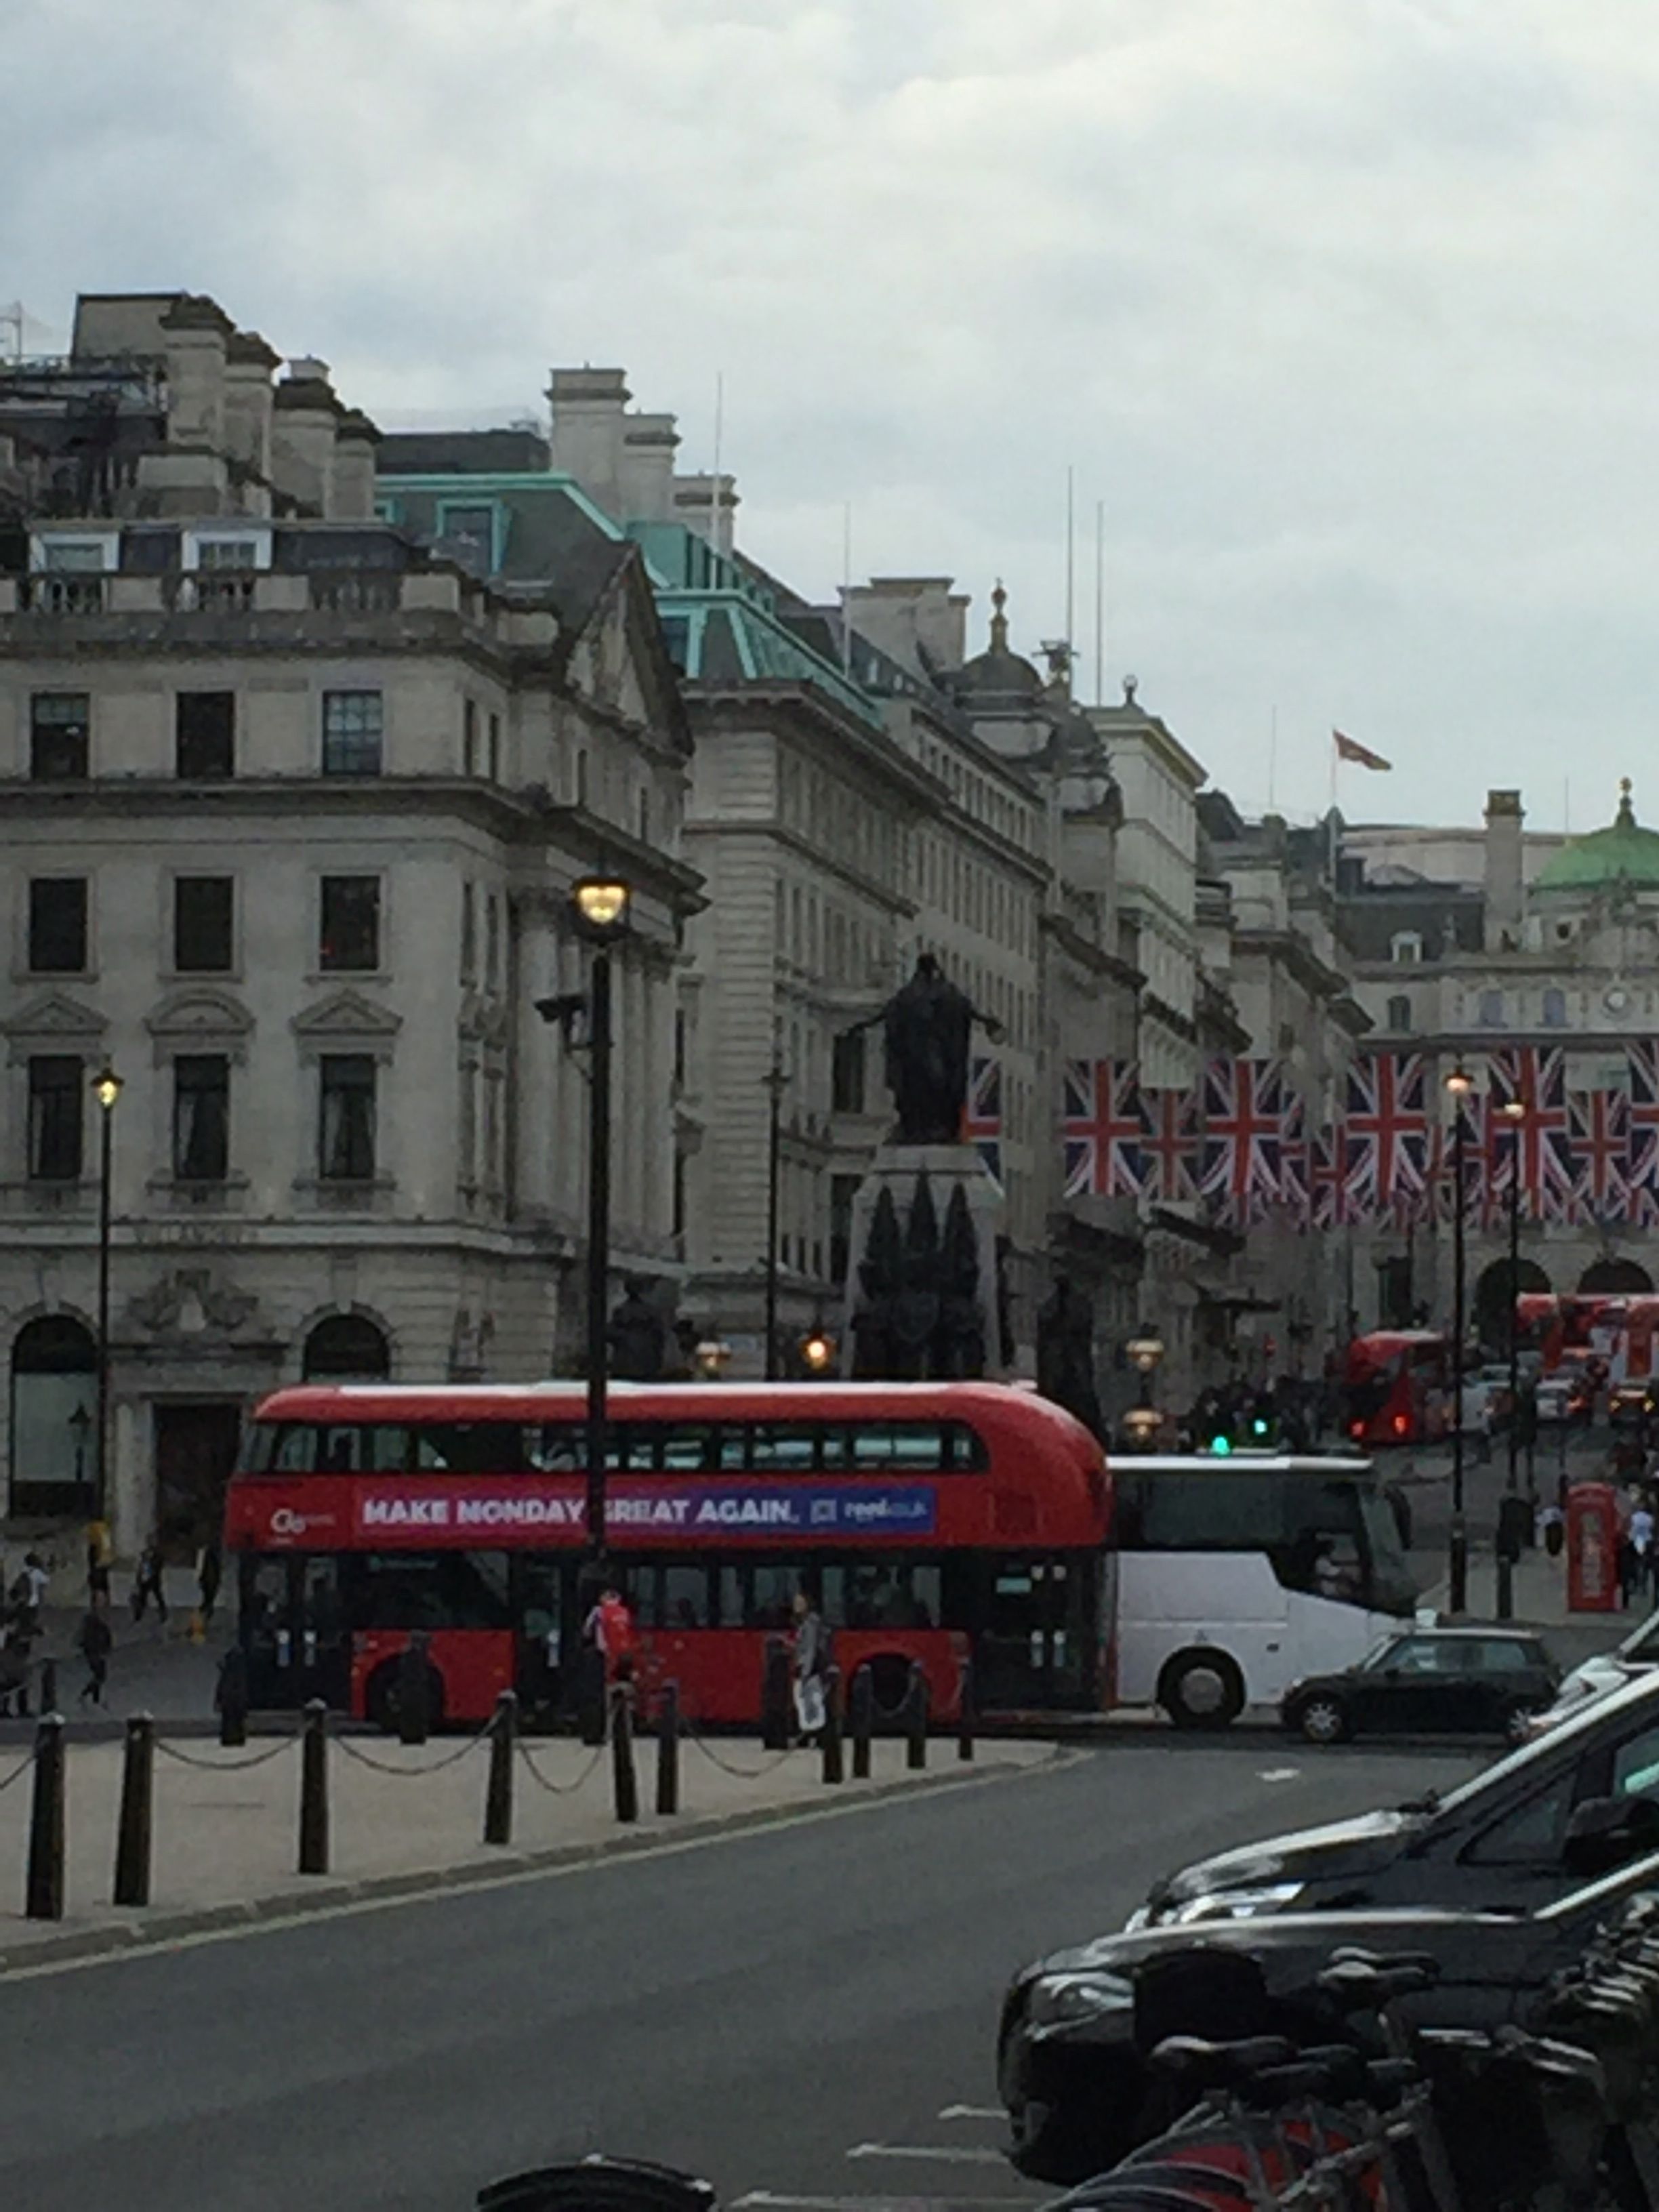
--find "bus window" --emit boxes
[617,1427,657,1471]
[411,1423,525,1474]
[947,1422,987,1471]
[319,1426,363,1473]
[346,1551,512,1631]
[649,1564,713,1629]
[365,1425,410,1471]
[240,1425,278,1473]
[846,1561,939,1626]
[659,1425,719,1471]
[889,1425,945,1469]
[746,1563,796,1627]
[529,1425,583,1471]
[749,1425,818,1472]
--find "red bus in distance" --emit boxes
[225,1380,1108,1729]
[1340,1330,1450,1447]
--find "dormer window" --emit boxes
[1389,931,1422,964]
[182,527,272,572]
[30,531,119,573]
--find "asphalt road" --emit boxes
[0,1738,1482,2212]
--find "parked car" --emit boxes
[999,1841,1659,2184]
[1537,1369,1595,1425]
[1281,1625,1557,1745]
[1610,1380,1658,1428]
[1132,1666,1659,1933]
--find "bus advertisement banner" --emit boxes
[241,1477,941,1548]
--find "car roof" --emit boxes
[1389,1625,1543,1642]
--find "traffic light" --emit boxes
[1197,1404,1282,1454]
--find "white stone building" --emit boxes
[0,297,696,1555]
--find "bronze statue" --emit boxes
[1037,1275,1104,1439]
[608,1276,668,1381]
[840,954,1002,1146]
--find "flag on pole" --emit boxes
[1333,729,1392,772]
[1062,1059,1145,1198]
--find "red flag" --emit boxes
[1334,729,1391,771]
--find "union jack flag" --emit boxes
[1200,1057,1286,1222]
[1489,1045,1574,1222]
[1343,1051,1429,1220]
[1062,1059,1145,1199]
[1138,1085,1201,1204]
[1571,1088,1630,1224]
[1629,1042,1659,1196]
[1309,1125,1347,1228]
[962,1054,1002,1187]
[1418,1096,1487,1229]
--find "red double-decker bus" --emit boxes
[1340,1330,1450,1446]
[224,1380,1108,1729]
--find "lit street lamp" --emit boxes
[1122,1328,1166,1453]
[92,1063,123,1519]
[1445,1063,1473,1614]
[799,1322,834,1376]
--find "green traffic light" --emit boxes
[1210,1434,1233,1455]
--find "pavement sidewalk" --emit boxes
[0,1725,1056,1970]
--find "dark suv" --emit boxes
[1134,1666,1659,1931]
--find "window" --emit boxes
[1389,932,1422,966]
[485,894,500,991]
[27,879,87,975]
[30,693,89,781]
[461,884,476,981]
[1386,994,1412,1033]
[319,1054,377,1181]
[1477,989,1505,1027]
[319,876,381,972]
[172,1055,229,1181]
[487,712,501,782]
[322,690,383,777]
[832,1028,866,1114]
[1542,987,1568,1028]
[436,505,496,575]
[27,1057,83,1181]
[176,691,235,779]
[173,878,234,973]
[463,699,477,777]
[182,527,270,571]
[32,534,115,573]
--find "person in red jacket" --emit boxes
[585,1583,636,1681]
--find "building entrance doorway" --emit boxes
[153,1402,243,1561]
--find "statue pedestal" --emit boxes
[841,1144,1006,1379]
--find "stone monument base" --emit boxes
[841,1143,1006,1379]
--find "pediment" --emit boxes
[291,989,403,1040]
[2,991,107,1041]
[146,988,255,1040]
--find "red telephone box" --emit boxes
[1568,1481,1622,1612]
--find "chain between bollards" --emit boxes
[113,1711,155,1907]
[655,1680,680,1816]
[905,1660,929,1769]
[24,1711,64,1921]
[849,1662,873,1780]
[610,1680,638,1823]
[484,1688,517,1846]
[820,1664,844,1785]
[298,1698,329,1875]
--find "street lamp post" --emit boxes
[762,1057,787,1381]
[1446,1065,1473,1614]
[1123,1327,1166,1452]
[567,876,631,1565]
[92,1064,123,1519]
[1496,1097,1526,1621]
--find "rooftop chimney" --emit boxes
[1483,788,1525,951]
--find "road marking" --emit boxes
[733,2195,1034,2210]
[1258,1767,1300,1782]
[938,2105,1004,2121]
[0,1754,1084,1986]
[847,2146,1008,2166]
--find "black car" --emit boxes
[1282,1626,1559,1746]
[1000,1839,1659,2184]
[1133,1666,1659,1933]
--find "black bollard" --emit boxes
[760,1635,790,1750]
[398,1631,431,1746]
[957,1658,976,1763]
[38,1658,57,1719]
[849,1662,873,1780]
[298,1698,329,1875]
[217,1644,249,1747]
[113,1712,155,1907]
[484,1689,516,1847]
[821,1665,844,1785]
[655,1681,680,1816]
[577,1644,607,1748]
[24,1713,65,1920]
[905,1660,928,1770]
[611,1682,638,1824]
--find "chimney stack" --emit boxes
[1483,788,1525,951]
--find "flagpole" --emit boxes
[1328,733,1339,893]
[1268,705,1278,812]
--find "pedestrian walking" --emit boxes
[85,1518,112,1605]
[0,1618,26,1719]
[10,1551,48,1633]
[791,1587,832,1744]
[197,1542,222,1626]
[583,1582,636,1683]
[1633,1499,1656,1601]
[77,1603,112,1706]
[131,1538,168,1625]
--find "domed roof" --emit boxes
[1535,781,1659,895]
[952,581,1044,699]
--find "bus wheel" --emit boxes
[866,1652,914,1721]
[365,1660,447,1736]
[1159,1650,1244,1731]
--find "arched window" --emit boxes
[302,1313,390,1380]
[1578,1259,1654,1296]
[1387,994,1412,1033]
[10,1315,98,1515]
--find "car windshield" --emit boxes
[1359,1635,1407,1671]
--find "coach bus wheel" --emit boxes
[866,1652,914,1721]
[1159,1649,1245,1731]
[365,1660,447,1736]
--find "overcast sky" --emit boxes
[5,0,1656,831]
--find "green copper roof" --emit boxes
[1535,781,1659,893]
